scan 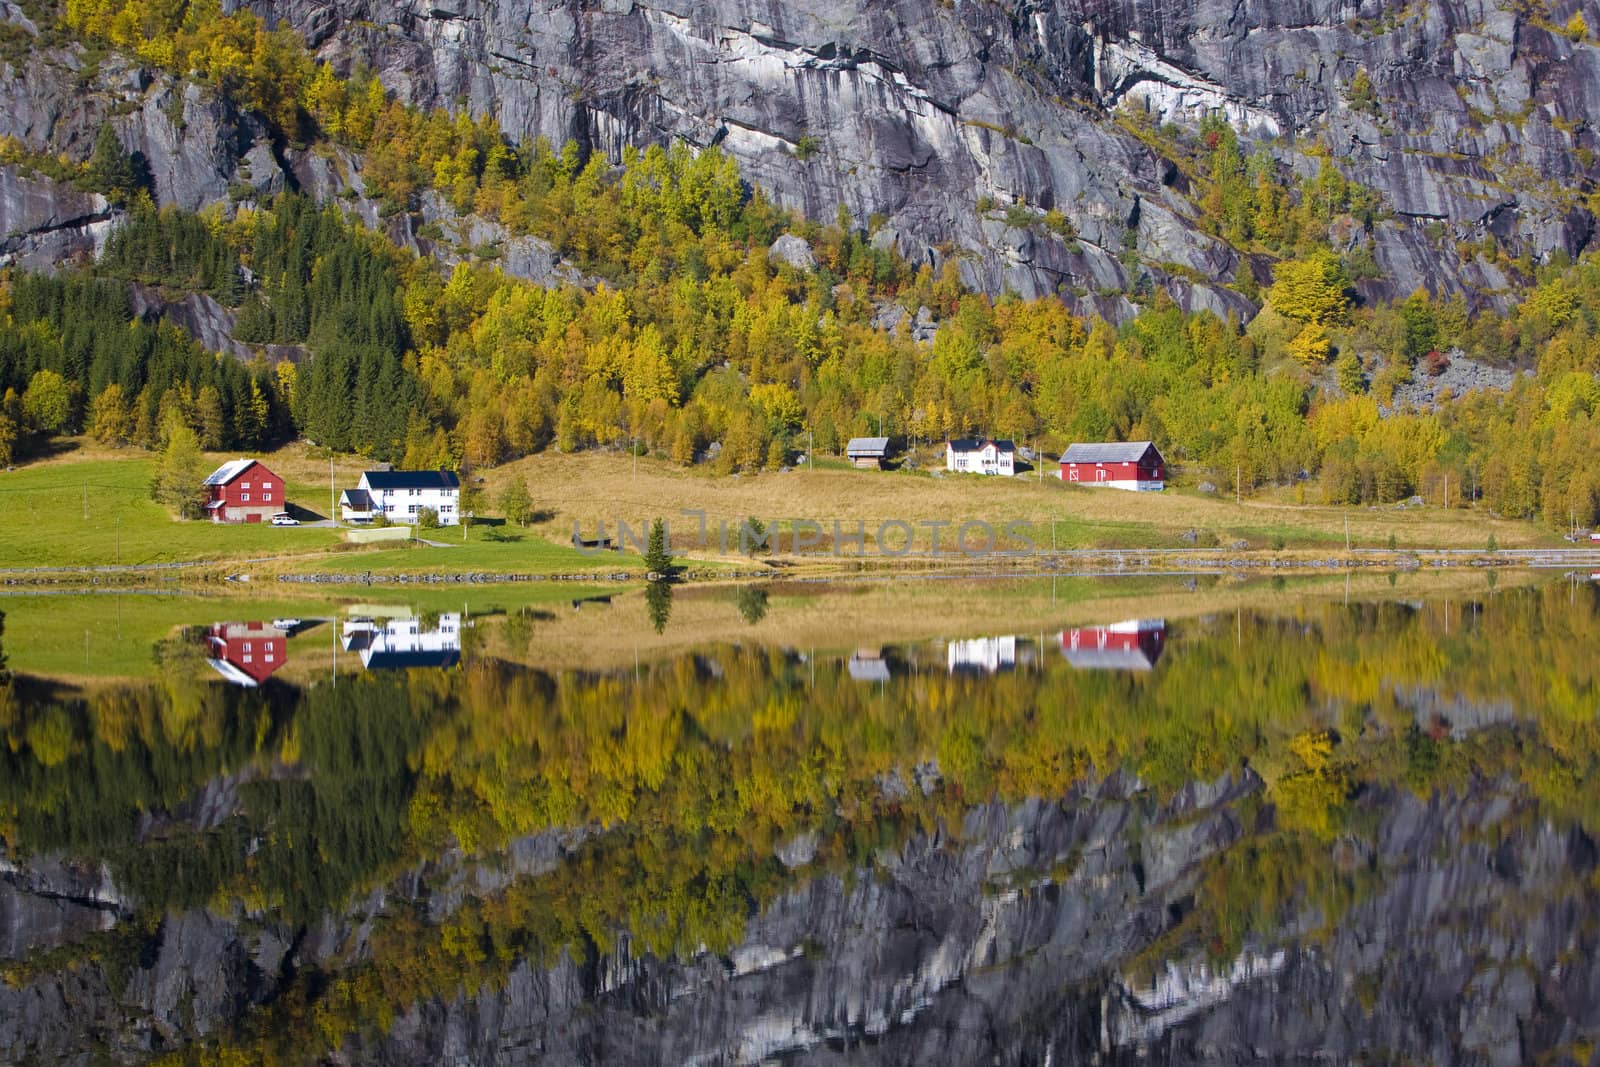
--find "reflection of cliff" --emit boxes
[1061,619,1166,671]
[341,615,462,670]
[8,775,1594,1064]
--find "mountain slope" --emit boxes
[235,0,1599,315]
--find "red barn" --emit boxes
[1060,441,1165,491]
[1060,619,1166,671]
[203,459,284,523]
[205,621,288,685]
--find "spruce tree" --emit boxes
[644,517,673,576]
[84,124,142,204]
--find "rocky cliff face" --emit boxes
[223,0,1599,316]
[2,0,1593,316]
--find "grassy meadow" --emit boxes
[0,439,1562,578]
[0,443,340,568]
[479,448,1557,556]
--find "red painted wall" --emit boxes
[207,623,287,684]
[207,462,283,521]
[1061,625,1166,661]
[1061,460,1164,483]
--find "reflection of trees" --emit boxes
[645,581,672,634]
[735,586,769,625]
[153,629,213,737]
[4,584,1600,1061]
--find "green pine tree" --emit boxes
[644,517,673,576]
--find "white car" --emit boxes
[270,513,300,526]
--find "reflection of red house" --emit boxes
[1061,619,1166,671]
[206,621,288,685]
[203,459,284,523]
[1060,442,1165,491]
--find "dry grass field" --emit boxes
[477,449,1556,559]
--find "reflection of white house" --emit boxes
[847,647,892,682]
[946,438,1016,476]
[342,613,462,669]
[1061,619,1166,671]
[340,470,461,525]
[947,635,1017,674]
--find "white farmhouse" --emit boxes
[340,470,462,525]
[946,438,1016,476]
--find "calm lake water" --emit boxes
[2,574,1598,1064]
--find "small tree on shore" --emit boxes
[498,477,533,526]
[151,424,205,519]
[417,507,440,530]
[644,518,673,576]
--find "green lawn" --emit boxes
[0,457,342,569]
[299,525,653,575]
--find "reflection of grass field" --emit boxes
[4,569,1535,680]
[0,583,611,679]
[470,567,1540,671]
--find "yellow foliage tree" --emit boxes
[1288,322,1333,366]
[1267,250,1350,325]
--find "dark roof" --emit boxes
[1061,441,1159,464]
[846,436,890,456]
[360,469,460,491]
[340,488,374,510]
[948,438,1016,453]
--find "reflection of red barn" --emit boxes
[1060,442,1165,491]
[203,459,285,523]
[1060,619,1166,671]
[206,621,288,685]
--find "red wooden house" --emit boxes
[206,621,288,686]
[1060,441,1165,491]
[1060,619,1166,671]
[203,459,284,523]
